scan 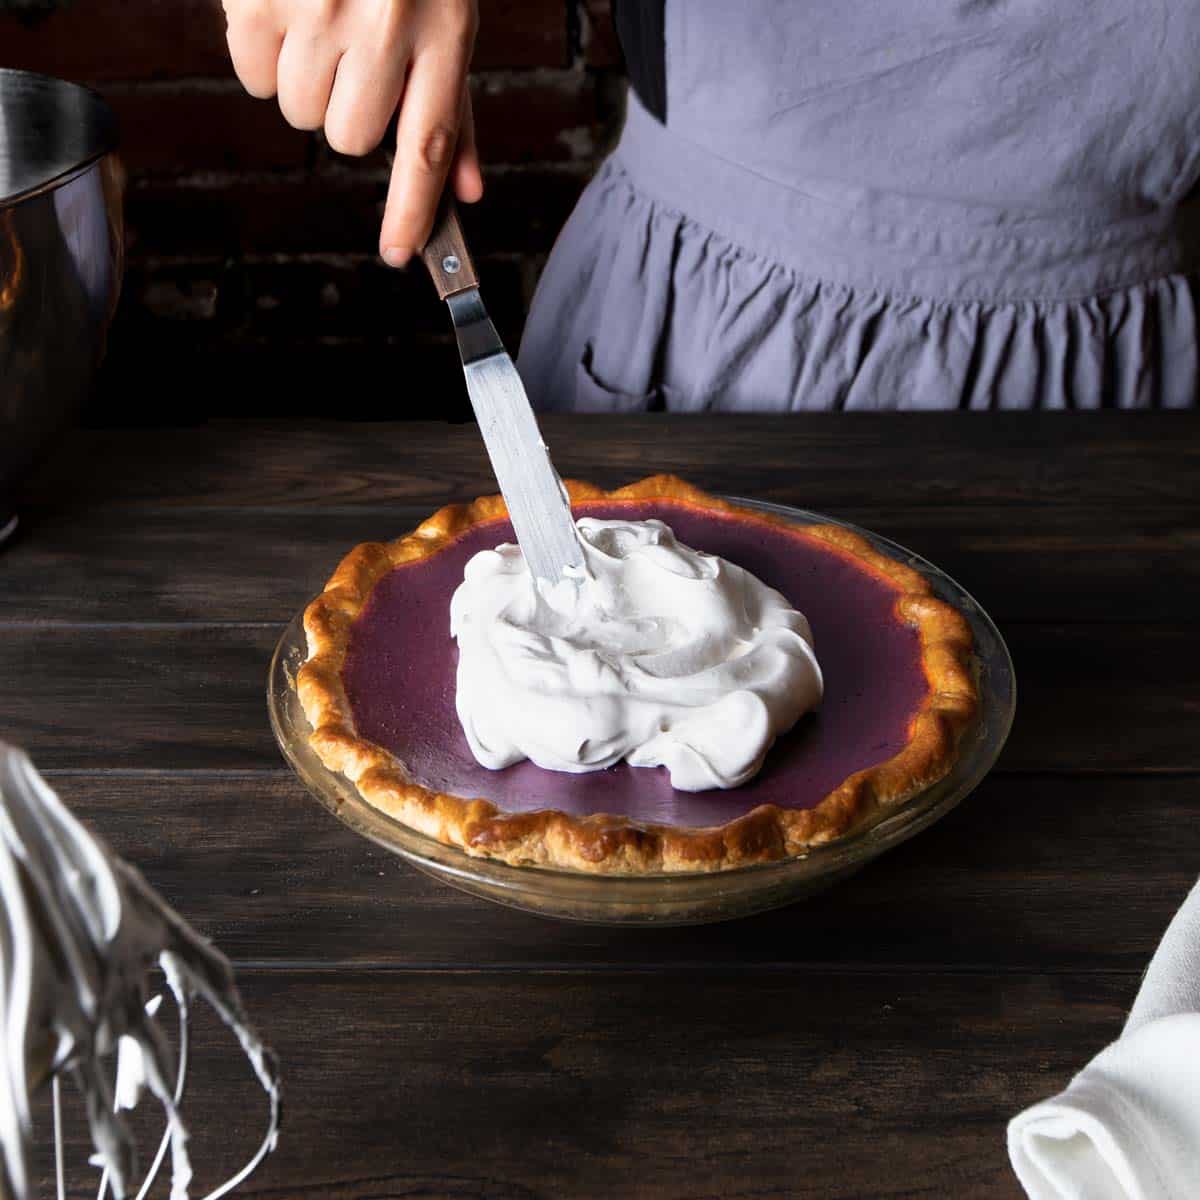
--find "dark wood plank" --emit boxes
[6,624,1199,770]
[5,503,1198,625]
[51,771,1199,973]
[3,507,354,624]
[33,967,1134,1199]
[5,626,280,771]
[9,415,1190,1197]
[20,412,1200,511]
[1004,624,1200,771]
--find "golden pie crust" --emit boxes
[297,476,978,875]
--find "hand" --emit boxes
[224,0,484,266]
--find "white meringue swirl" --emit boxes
[449,518,823,792]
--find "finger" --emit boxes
[451,87,483,204]
[275,24,343,131]
[324,43,408,158]
[225,2,283,99]
[379,40,472,264]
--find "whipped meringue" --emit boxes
[450,518,823,792]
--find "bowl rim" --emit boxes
[0,68,118,210]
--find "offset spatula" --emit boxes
[421,201,584,584]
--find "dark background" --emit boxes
[1,0,624,422]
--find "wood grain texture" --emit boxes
[4,504,1197,624]
[49,771,1200,974]
[6,623,1199,770]
[19,412,1200,510]
[2,626,279,770]
[33,968,1135,1200]
[11,413,1199,1199]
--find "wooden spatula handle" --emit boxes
[421,198,479,299]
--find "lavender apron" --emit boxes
[518,1,1200,411]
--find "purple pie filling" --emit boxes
[341,502,929,829]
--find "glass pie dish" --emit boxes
[268,498,1015,926]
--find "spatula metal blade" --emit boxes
[446,288,584,583]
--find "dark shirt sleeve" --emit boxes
[612,0,667,123]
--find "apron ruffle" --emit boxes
[519,156,1199,412]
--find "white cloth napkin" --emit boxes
[1008,878,1200,1199]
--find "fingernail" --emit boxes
[382,246,409,268]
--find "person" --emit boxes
[224,0,1200,411]
[222,0,482,267]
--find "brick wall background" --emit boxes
[2,1,624,422]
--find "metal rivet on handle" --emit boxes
[442,254,461,274]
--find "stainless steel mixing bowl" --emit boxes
[0,69,122,540]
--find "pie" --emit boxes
[297,476,978,874]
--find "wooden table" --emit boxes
[10,412,1200,1198]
